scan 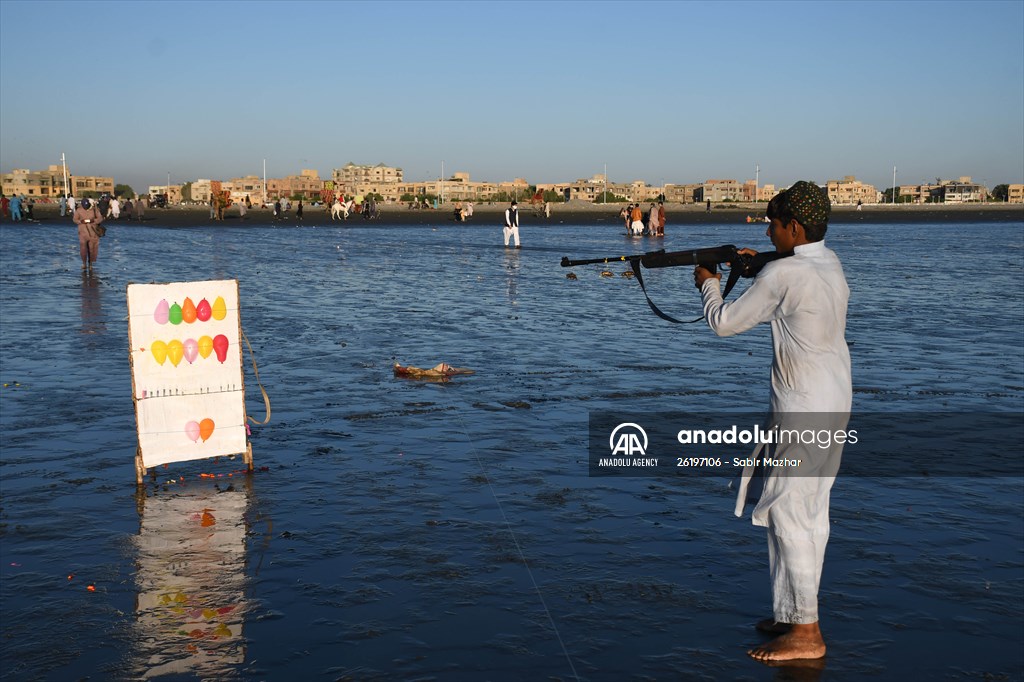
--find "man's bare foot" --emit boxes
[748,623,825,662]
[756,618,791,634]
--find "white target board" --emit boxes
[127,280,248,472]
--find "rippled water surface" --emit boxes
[1,218,1022,681]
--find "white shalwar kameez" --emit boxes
[700,240,851,625]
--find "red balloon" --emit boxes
[212,334,229,363]
[196,298,212,322]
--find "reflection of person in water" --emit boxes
[504,248,520,304]
[80,268,104,337]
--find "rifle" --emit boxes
[560,245,787,323]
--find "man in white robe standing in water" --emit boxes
[694,180,851,662]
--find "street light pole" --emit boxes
[61,152,69,198]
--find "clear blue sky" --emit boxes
[2,0,1022,193]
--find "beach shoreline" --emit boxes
[14,201,1024,227]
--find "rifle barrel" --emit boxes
[560,254,641,267]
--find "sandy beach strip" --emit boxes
[13,201,1024,228]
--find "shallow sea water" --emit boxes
[1,217,1022,681]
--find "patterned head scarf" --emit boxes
[783,181,830,226]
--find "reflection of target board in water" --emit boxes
[132,484,250,678]
[127,279,254,482]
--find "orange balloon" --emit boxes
[181,297,198,323]
[199,418,215,442]
[198,335,214,359]
[211,296,227,321]
[167,339,184,367]
[150,340,168,365]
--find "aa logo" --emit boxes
[609,423,648,456]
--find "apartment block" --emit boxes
[1,166,113,198]
[826,176,880,205]
[703,179,743,202]
[1008,184,1024,203]
[223,176,265,204]
[267,170,324,201]
[941,177,987,203]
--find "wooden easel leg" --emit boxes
[244,442,254,472]
[135,446,146,485]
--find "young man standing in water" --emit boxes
[503,200,520,248]
[694,181,851,662]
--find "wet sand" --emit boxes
[1,217,1022,680]
[21,200,1024,228]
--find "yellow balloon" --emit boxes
[150,340,168,365]
[198,335,214,359]
[167,339,184,367]
[211,296,227,321]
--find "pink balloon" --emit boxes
[185,420,200,442]
[154,299,169,325]
[183,338,199,364]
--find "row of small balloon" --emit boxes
[148,335,229,366]
[185,418,216,443]
[154,297,228,325]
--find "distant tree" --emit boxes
[541,190,564,203]
[991,184,1009,202]
[594,191,627,203]
[881,187,905,204]
[180,182,193,203]
[114,183,134,198]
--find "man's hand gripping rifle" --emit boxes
[560,245,785,323]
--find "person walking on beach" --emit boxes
[73,198,105,270]
[59,194,68,217]
[296,200,304,221]
[503,200,520,248]
[706,199,712,212]
[694,181,850,663]
[656,200,666,236]
[135,194,146,221]
[238,199,247,220]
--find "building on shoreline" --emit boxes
[8,163,1014,207]
[1,166,113,199]
[826,176,881,205]
[897,176,989,204]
